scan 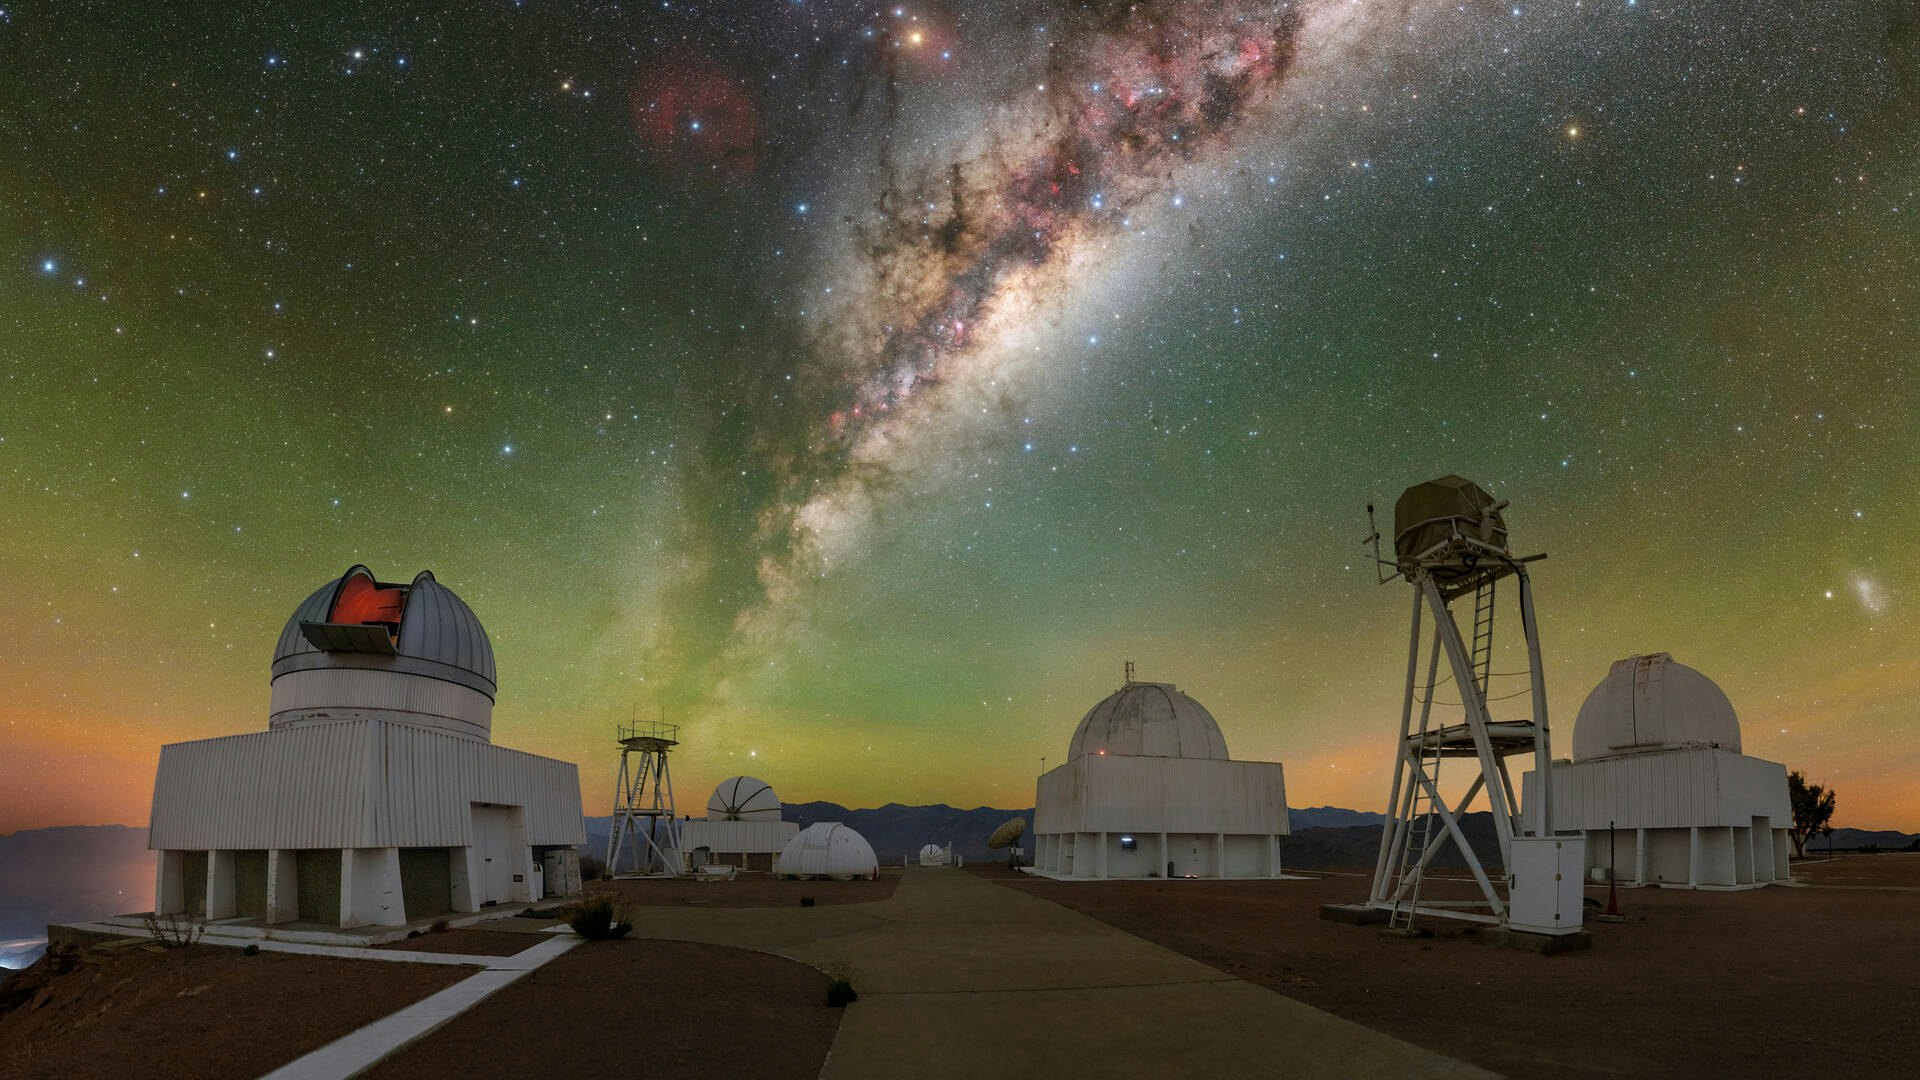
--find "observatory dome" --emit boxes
[1571,653,1741,761]
[778,823,878,880]
[1068,681,1229,761]
[707,776,782,821]
[269,566,497,741]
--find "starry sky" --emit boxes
[3,1,1916,834]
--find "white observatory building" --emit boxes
[1032,671,1290,879]
[668,776,799,872]
[147,565,586,929]
[777,822,879,880]
[1524,653,1792,889]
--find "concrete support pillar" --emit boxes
[1159,833,1169,879]
[266,850,300,924]
[1095,832,1108,879]
[1214,833,1225,878]
[340,847,406,928]
[155,850,186,916]
[1687,827,1700,888]
[207,850,238,920]
[513,845,538,904]
[1268,834,1283,878]
[450,846,482,912]
[1634,828,1647,886]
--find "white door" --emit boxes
[472,805,515,904]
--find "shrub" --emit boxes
[429,919,450,934]
[823,960,857,1007]
[800,896,816,908]
[564,896,632,940]
[578,854,606,880]
[142,912,203,950]
[243,944,261,956]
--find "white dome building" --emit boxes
[1031,673,1290,879]
[668,776,797,873]
[1523,653,1792,889]
[147,565,586,931]
[706,776,783,821]
[777,823,879,880]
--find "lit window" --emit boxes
[1119,836,1137,851]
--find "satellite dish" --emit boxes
[988,817,1026,849]
[988,817,1027,869]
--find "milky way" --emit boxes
[718,1,1336,660]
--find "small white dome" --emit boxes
[707,776,781,821]
[778,822,877,880]
[1068,680,1229,760]
[1572,653,1741,760]
[919,844,945,859]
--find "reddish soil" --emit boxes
[366,939,838,1079]
[371,929,542,956]
[0,940,465,1080]
[1791,853,1920,887]
[587,869,899,908]
[979,864,1920,1079]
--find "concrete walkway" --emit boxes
[258,935,582,1080]
[628,868,1489,1079]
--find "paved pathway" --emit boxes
[628,868,1490,1079]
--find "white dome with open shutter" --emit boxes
[269,565,497,741]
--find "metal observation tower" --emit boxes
[1361,476,1564,930]
[607,718,681,877]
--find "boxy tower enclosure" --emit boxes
[1361,477,1583,935]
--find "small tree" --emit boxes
[1787,770,1837,857]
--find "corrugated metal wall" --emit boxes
[150,718,584,849]
[676,819,797,854]
[1080,756,1289,834]
[1525,747,1791,830]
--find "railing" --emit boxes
[618,719,679,744]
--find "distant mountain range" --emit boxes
[0,825,153,973]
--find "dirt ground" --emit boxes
[1790,853,1920,887]
[366,938,839,1079]
[371,929,542,956]
[587,868,899,908]
[981,859,1920,1079]
[0,940,465,1080]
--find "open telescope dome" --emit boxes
[269,565,497,741]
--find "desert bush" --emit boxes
[578,853,606,880]
[142,912,203,949]
[243,944,260,956]
[564,895,632,940]
[429,918,450,934]
[823,960,857,1007]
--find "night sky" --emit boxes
[4,1,1916,833]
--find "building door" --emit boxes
[471,804,515,904]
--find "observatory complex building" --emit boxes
[1524,653,1793,889]
[666,776,799,873]
[147,566,586,929]
[1032,674,1290,879]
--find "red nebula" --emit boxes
[631,55,763,179]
